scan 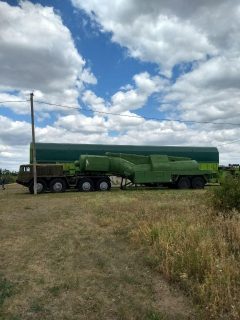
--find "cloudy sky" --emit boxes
[1,0,240,170]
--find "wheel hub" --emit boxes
[99,181,108,191]
[53,182,63,192]
[82,182,91,191]
[37,183,43,193]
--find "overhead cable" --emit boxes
[218,138,240,147]
[0,100,29,104]
[35,99,240,126]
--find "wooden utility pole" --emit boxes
[30,93,37,195]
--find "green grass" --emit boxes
[0,275,15,307]
[210,175,240,215]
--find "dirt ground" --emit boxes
[0,184,196,320]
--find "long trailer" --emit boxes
[17,153,216,193]
[31,143,219,172]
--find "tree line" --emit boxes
[0,168,18,184]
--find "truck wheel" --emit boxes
[96,178,111,191]
[50,178,66,193]
[177,177,191,189]
[78,178,94,192]
[29,179,47,194]
[191,176,205,189]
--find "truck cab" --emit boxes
[17,164,65,193]
[17,165,32,187]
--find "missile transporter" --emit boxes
[17,153,215,193]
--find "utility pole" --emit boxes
[30,93,37,195]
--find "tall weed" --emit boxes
[210,176,240,215]
[133,209,240,319]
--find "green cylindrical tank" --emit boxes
[31,143,219,171]
[77,153,212,185]
[78,154,136,179]
[79,155,110,172]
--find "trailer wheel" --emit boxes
[50,178,66,193]
[191,176,205,189]
[177,177,191,189]
[29,179,47,194]
[96,178,111,191]
[78,178,94,192]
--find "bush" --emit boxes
[211,175,240,214]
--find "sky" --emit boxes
[1,0,240,170]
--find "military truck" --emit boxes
[16,153,215,193]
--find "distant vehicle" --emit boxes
[16,153,216,193]
[218,164,240,181]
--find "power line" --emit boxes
[83,109,240,126]
[218,138,240,147]
[35,99,240,126]
[2,96,238,148]
[0,100,29,104]
[0,98,239,127]
[35,100,79,110]
[39,99,240,147]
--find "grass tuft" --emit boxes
[0,275,14,307]
[133,207,240,319]
[210,175,240,215]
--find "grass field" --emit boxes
[0,184,239,320]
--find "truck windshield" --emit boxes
[20,166,31,173]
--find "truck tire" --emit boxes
[191,176,205,189]
[177,177,191,189]
[50,178,66,193]
[78,178,94,192]
[29,179,47,194]
[96,178,111,191]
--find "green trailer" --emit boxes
[17,152,216,193]
[31,143,219,173]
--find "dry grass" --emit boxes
[0,184,194,320]
[0,184,239,319]
[131,191,240,319]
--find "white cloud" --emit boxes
[82,90,109,112]
[0,115,31,146]
[0,116,31,170]
[0,91,29,115]
[110,72,165,113]
[106,111,145,132]
[82,72,166,115]
[36,125,109,145]
[72,0,231,74]
[80,68,97,85]
[163,56,240,125]
[54,114,108,134]
[71,0,240,158]
[0,144,29,170]
[0,1,96,113]
[72,0,240,78]
[1,110,240,171]
[2,0,240,170]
